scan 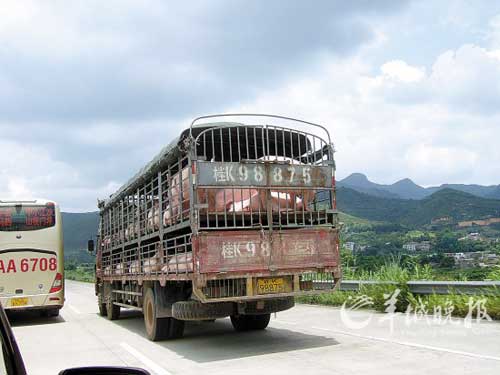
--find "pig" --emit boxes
[163,167,190,226]
[162,252,193,273]
[143,243,165,274]
[146,199,160,232]
[128,259,141,274]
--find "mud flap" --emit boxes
[238,297,295,315]
[154,282,187,318]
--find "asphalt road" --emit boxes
[8,280,500,375]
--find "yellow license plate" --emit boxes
[10,297,28,307]
[256,277,289,294]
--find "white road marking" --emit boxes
[66,304,81,314]
[311,326,500,362]
[120,342,172,375]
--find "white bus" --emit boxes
[0,200,64,316]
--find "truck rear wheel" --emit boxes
[143,288,184,341]
[230,313,271,331]
[98,294,107,316]
[106,298,120,320]
[144,288,168,341]
[98,302,107,317]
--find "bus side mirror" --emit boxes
[87,239,95,253]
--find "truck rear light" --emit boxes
[50,273,63,293]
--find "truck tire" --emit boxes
[230,313,271,331]
[98,302,107,317]
[143,288,170,341]
[98,294,107,317]
[172,300,234,321]
[106,298,120,320]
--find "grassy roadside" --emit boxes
[298,289,500,320]
[298,261,500,320]
[64,263,95,283]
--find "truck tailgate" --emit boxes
[195,228,339,274]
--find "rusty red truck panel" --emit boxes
[195,228,339,274]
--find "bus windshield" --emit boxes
[0,204,56,232]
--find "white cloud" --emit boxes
[366,43,500,115]
[488,13,500,48]
[428,44,500,113]
[233,43,500,187]
[5,177,32,199]
[0,139,117,211]
[380,60,426,82]
[404,144,479,185]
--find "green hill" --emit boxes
[338,212,374,226]
[337,187,500,227]
[409,189,500,225]
[62,211,99,262]
[338,173,500,200]
[336,187,417,223]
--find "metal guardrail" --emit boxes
[313,280,500,296]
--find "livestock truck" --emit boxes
[91,114,341,340]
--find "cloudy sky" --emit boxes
[1,0,500,211]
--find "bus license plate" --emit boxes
[256,277,288,294]
[11,297,28,307]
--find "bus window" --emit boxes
[0,204,56,232]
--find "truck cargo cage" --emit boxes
[97,114,339,287]
[193,123,336,230]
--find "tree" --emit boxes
[435,230,459,252]
[438,256,455,269]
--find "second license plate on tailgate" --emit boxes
[10,297,28,307]
[256,277,290,294]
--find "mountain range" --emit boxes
[338,173,500,200]
[336,187,500,226]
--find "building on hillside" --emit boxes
[417,241,431,251]
[458,232,482,241]
[483,253,500,266]
[343,241,356,252]
[402,241,431,252]
[443,252,499,268]
[403,242,417,252]
[431,217,452,225]
[357,245,368,252]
